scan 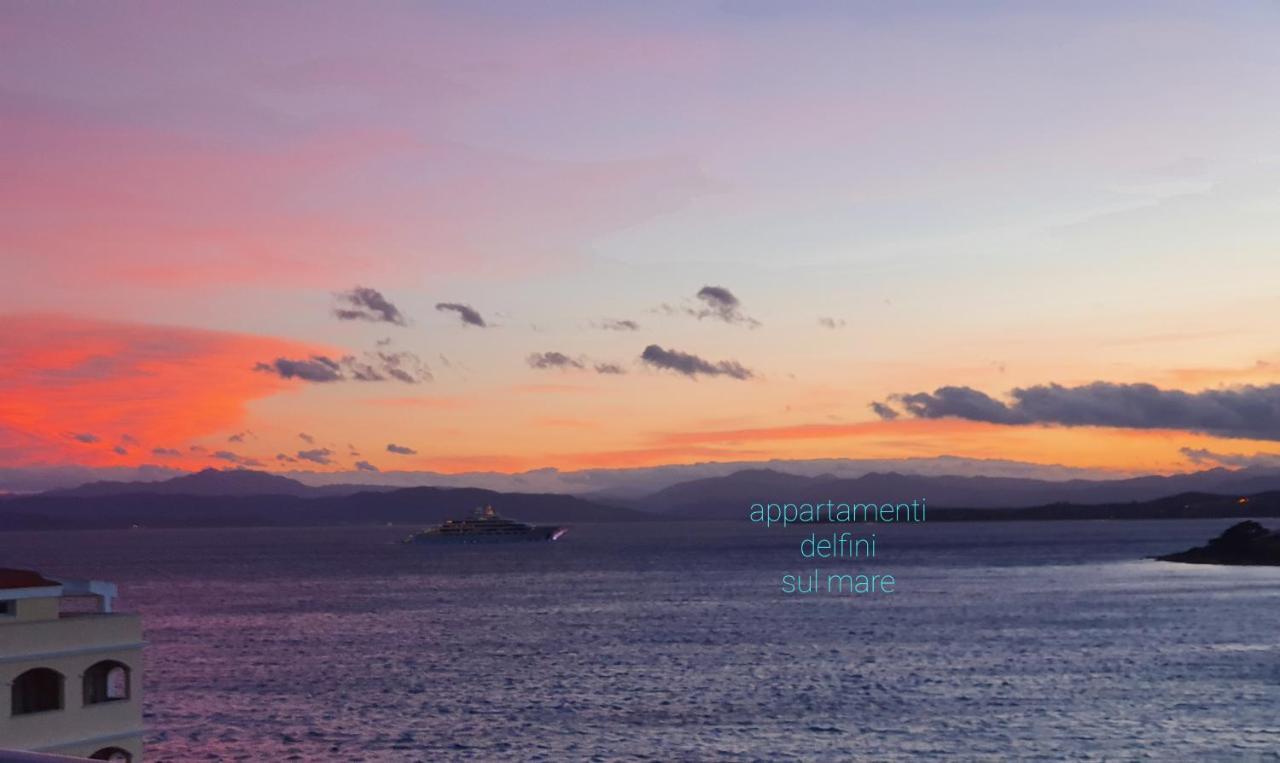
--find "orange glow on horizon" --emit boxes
[3,312,1279,479]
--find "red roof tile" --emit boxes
[0,569,60,590]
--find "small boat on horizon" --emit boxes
[402,505,568,544]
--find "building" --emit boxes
[0,570,143,762]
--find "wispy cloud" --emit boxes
[355,460,380,472]
[528,351,626,375]
[818,316,846,329]
[596,319,639,331]
[640,344,753,380]
[692,286,760,327]
[214,450,263,467]
[333,286,408,326]
[350,351,433,384]
[527,351,584,370]
[657,285,760,328]
[436,302,487,328]
[694,286,751,324]
[254,356,344,382]
[869,401,898,420]
[387,443,417,455]
[1180,447,1280,468]
[297,448,333,465]
[256,351,431,384]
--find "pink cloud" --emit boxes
[1,6,717,296]
[0,313,332,467]
[2,101,708,290]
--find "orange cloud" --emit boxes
[1161,359,1280,389]
[653,418,1004,446]
[4,100,708,292]
[0,314,330,467]
[366,396,472,410]
[509,383,603,395]
[640,417,1272,475]
[397,444,763,474]
[4,107,413,289]
[553,445,766,470]
[535,418,600,430]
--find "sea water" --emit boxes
[5,519,1280,761]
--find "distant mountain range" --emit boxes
[47,468,401,499]
[634,466,1280,518]
[6,465,1280,531]
[927,491,1280,523]
[0,455,1143,497]
[0,469,647,530]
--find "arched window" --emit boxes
[11,667,64,715]
[89,747,132,762]
[83,660,130,705]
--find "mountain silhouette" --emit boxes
[2,474,646,530]
[45,467,406,498]
[641,466,1280,518]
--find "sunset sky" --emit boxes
[5,2,1280,487]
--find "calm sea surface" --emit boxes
[6,519,1280,761]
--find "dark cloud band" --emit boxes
[640,344,753,380]
[874,381,1280,440]
[255,351,431,384]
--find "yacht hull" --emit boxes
[404,525,568,544]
